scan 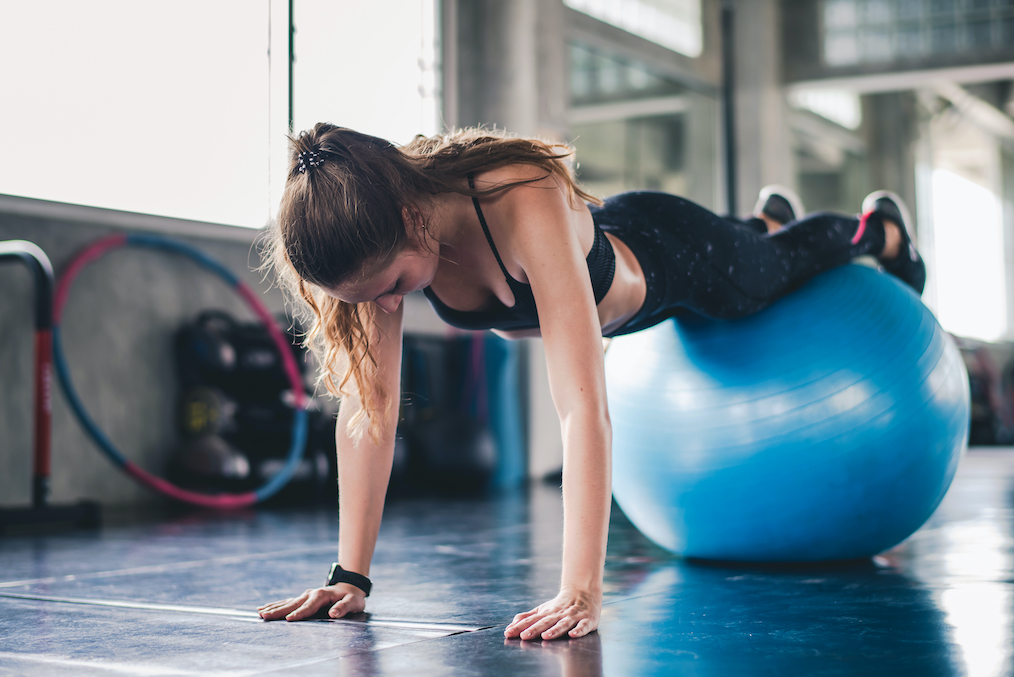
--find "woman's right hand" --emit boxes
[257,583,366,621]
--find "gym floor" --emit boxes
[2,448,1012,677]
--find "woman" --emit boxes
[256,123,924,640]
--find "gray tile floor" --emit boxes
[2,449,1013,676]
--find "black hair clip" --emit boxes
[297,149,330,174]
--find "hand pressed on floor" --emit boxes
[257,583,366,621]
[504,589,601,640]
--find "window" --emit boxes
[568,43,719,208]
[0,1,273,228]
[788,89,862,130]
[564,0,703,58]
[822,0,1014,67]
[571,43,687,105]
[290,0,439,144]
[0,1,440,229]
[931,168,1007,341]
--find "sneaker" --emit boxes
[861,190,925,294]
[754,185,806,225]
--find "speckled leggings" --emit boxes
[591,192,903,337]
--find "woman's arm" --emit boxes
[258,301,404,621]
[484,170,612,640]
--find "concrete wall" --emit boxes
[0,200,282,507]
[451,0,569,138]
[732,0,796,214]
[862,91,919,226]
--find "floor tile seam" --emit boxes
[600,587,679,608]
[0,591,488,633]
[0,591,263,620]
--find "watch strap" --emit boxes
[326,563,372,597]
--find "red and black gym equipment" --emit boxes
[0,240,100,533]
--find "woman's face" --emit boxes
[326,245,439,314]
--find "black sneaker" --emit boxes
[861,190,926,295]
[754,185,805,225]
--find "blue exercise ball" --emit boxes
[605,265,970,562]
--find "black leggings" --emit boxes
[591,192,906,337]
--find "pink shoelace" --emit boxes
[852,210,874,245]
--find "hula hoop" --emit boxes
[52,233,308,509]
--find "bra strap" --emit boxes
[468,173,514,282]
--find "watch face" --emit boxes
[327,563,340,585]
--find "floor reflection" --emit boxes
[593,560,960,676]
[895,456,1014,677]
[508,633,604,677]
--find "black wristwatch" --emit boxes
[326,563,372,597]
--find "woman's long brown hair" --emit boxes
[263,123,599,442]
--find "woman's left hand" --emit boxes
[504,588,602,640]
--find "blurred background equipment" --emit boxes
[381,332,526,497]
[51,233,309,509]
[170,308,339,504]
[954,335,1014,445]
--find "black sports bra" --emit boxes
[422,176,616,332]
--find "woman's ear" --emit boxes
[401,204,420,237]
[401,204,420,229]
[401,204,430,247]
